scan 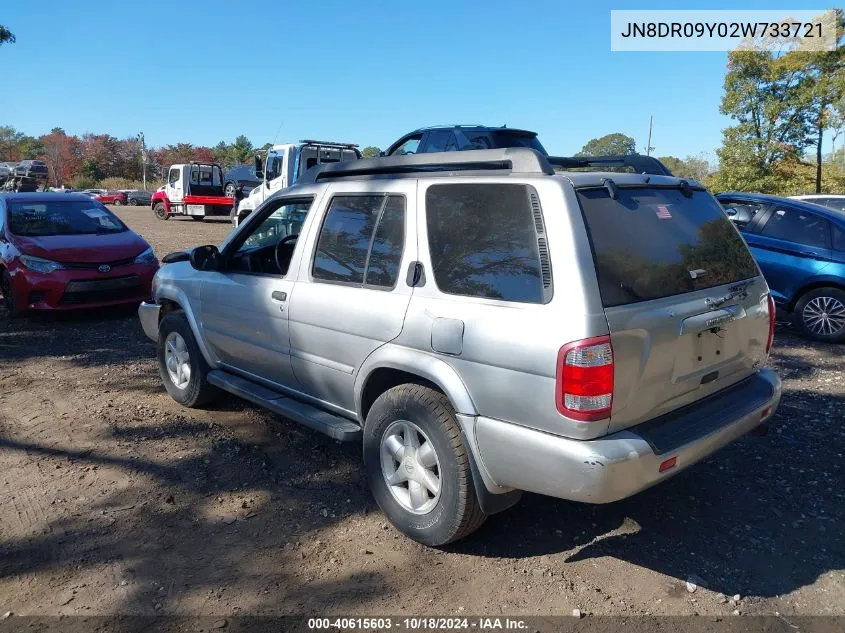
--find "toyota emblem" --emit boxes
[98,264,111,273]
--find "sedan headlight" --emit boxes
[19,255,65,274]
[134,247,158,266]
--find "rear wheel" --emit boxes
[793,287,845,343]
[363,384,486,546]
[224,182,235,197]
[153,202,169,221]
[113,198,123,206]
[157,312,217,407]
[129,198,139,206]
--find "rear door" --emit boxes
[577,185,772,433]
[288,181,416,413]
[748,205,833,305]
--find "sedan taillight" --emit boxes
[556,336,614,422]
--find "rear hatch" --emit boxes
[576,181,772,433]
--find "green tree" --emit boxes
[575,133,637,157]
[0,25,15,47]
[80,159,104,181]
[0,126,25,160]
[361,146,382,158]
[229,135,254,165]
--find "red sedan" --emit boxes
[92,190,128,206]
[0,193,159,316]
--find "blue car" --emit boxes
[716,192,845,342]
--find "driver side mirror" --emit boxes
[254,154,264,181]
[189,245,222,272]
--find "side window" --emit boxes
[266,153,283,181]
[365,196,405,287]
[721,201,765,230]
[833,224,845,252]
[423,130,458,153]
[168,168,179,185]
[236,200,312,255]
[312,195,406,287]
[426,183,546,303]
[390,135,422,156]
[460,132,493,150]
[760,207,830,249]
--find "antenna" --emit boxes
[272,120,284,145]
[645,115,655,156]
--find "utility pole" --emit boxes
[138,132,147,191]
[646,115,654,156]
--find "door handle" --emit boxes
[798,251,819,258]
[271,290,287,302]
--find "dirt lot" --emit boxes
[0,206,843,618]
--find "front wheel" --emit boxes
[793,287,845,343]
[224,182,235,197]
[1,270,23,318]
[113,198,123,206]
[363,384,486,546]
[157,312,217,407]
[153,202,169,220]
[129,198,139,206]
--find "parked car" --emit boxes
[92,190,128,206]
[717,192,845,342]
[223,164,262,198]
[1,160,49,192]
[13,159,49,180]
[0,162,16,178]
[385,124,549,156]
[790,194,845,213]
[0,192,158,316]
[139,149,780,546]
[122,190,153,206]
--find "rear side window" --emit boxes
[721,200,765,230]
[426,183,547,303]
[832,224,845,252]
[577,187,759,308]
[760,207,830,249]
[312,195,405,288]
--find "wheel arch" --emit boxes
[787,278,845,311]
[155,287,217,367]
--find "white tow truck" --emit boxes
[151,162,232,221]
[232,140,360,226]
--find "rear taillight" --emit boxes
[766,294,776,354]
[556,335,614,422]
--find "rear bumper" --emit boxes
[474,369,781,504]
[138,301,160,342]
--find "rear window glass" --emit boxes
[490,132,546,154]
[426,183,545,303]
[577,187,759,307]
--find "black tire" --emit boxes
[153,202,169,220]
[363,384,486,546]
[224,182,235,197]
[157,312,217,407]
[129,198,139,206]
[1,269,23,318]
[191,216,205,221]
[792,287,845,343]
[113,198,123,206]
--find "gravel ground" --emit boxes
[0,206,843,618]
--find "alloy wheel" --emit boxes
[380,420,442,515]
[803,296,845,337]
[164,332,192,389]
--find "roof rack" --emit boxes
[300,148,555,183]
[547,155,673,176]
[299,139,359,149]
[299,149,674,184]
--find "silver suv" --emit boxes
[139,149,782,546]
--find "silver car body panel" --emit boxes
[141,159,782,504]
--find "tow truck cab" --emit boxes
[233,140,360,225]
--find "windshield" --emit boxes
[577,187,759,307]
[8,200,127,237]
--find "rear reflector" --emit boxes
[659,457,677,473]
[557,335,613,422]
[760,406,773,420]
[766,294,776,353]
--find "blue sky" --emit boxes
[1,0,839,160]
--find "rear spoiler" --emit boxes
[547,154,673,176]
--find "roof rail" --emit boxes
[300,148,555,183]
[548,154,673,176]
[299,139,359,148]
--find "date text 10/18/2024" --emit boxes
[308,617,530,630]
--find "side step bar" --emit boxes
[207,370,362,442]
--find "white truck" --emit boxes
[232,140,360,227]
[151,162,232,221]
